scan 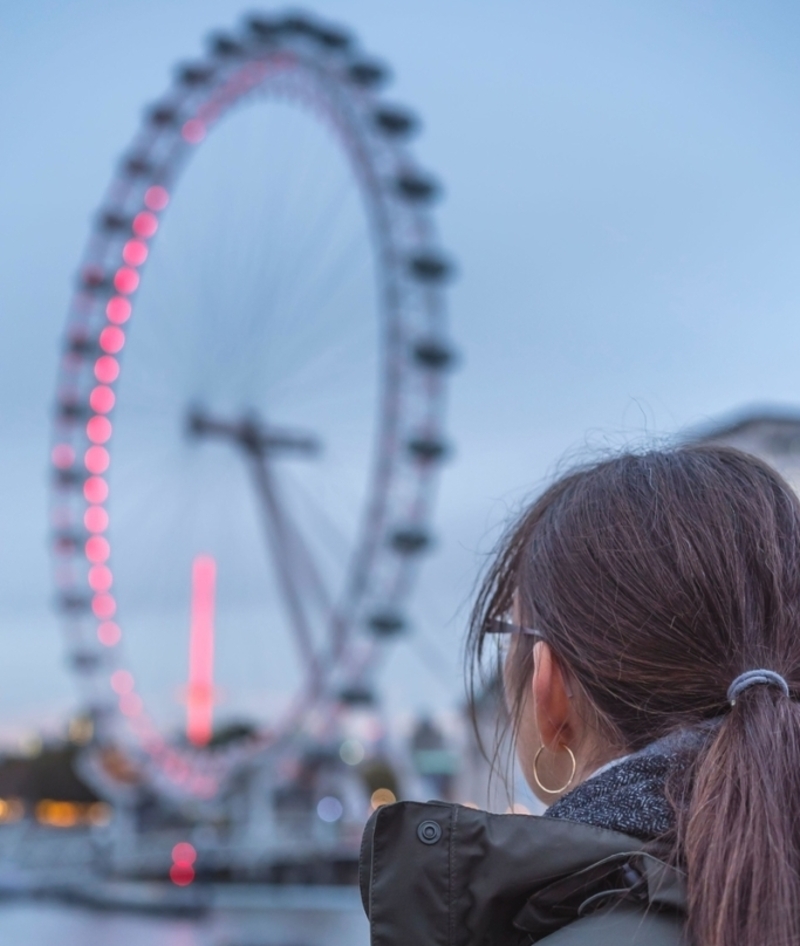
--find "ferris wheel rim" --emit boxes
[50,10,455,800]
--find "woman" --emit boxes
[360,446,800,945]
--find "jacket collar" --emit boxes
[360,801,686,945]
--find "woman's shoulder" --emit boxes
[360,800,687,946]
[534,905,686,945]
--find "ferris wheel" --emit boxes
[49,11,454,801]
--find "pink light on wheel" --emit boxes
[85,446,109,474]
[132,212,158,238]
[83,476,108,504]
[111,669,134,694]
[182,119,206,144]
[88,564,113,592]
[120,692,143,717]
[106,296,131,324]
[99,327,125,354]
[94,356,119,384]
[84,505,109,533]
[86,535,110,563]
[144,185,169,211]
[89,386,115,414]
[186,555,217,747]
[122,240,148,267]
[113,267,139,295]
[93,592,116,619]
[51,444,75,469]
[87,415,112,444]
[98,621,121,646]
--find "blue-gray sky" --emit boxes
[2,0,800,742]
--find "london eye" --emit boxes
[49,11,455,806]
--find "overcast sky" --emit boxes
[2,0,800,745]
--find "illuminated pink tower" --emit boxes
[186,555,217,747]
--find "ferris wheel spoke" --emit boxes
[257,467,334,618]
[272,492,335,618]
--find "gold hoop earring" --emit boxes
[532,744,577,795]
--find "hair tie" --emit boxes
[727,669,790,706]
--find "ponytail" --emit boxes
[685,686,800,946]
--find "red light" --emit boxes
[111,669,134,694]
[132,212,158,238]
[144,185,169,211]
[86,535,110,563]
[87,415,112,444]
[182,119,206,144]
[186,555,217,747]
[88,564,113,592]
[113,268,139,295]
[83,476,108,504]
[170,862,195,886]
[92,593,116,619]
[172,842,197,865]
[106,297,131,325]
[99,327,125,354]
[94,356,119,384]
[85,446,109,474]
[84,505,109,533]
[51,444,75,469]
[122,240,148,267]
[98,621,121,646]
[120,692,142,716]
[89,386,115,414]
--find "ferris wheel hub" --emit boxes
[186,407,321,458]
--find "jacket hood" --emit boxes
[360,800,686,945]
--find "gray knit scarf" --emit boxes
[544,729,713,842]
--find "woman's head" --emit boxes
[468,445,800,946]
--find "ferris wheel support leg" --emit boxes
[248,455,324,695]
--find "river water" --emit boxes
[0,886,369,946]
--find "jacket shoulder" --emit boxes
[536,904,688,946]
[360,801,688,946]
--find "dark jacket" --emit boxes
[360,800,687,945]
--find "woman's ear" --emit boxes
[531,641,574,749]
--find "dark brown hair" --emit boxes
[468,445,800,946]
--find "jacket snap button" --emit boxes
[417,820,442,844]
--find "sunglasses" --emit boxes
[484,619,544,639]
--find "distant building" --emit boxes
[685,406,800,490]
[409,717,459,801]
[0,742,111,828]
[455,676,541,814]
